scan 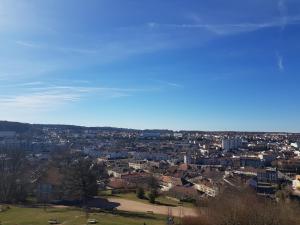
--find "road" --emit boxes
[108,198,198,217]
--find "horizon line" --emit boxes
[1,120,299,134]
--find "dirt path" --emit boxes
[108,198,198,217]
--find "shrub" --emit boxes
[136,187,145,199]
[148,190,156,204]
[183,188,299,225]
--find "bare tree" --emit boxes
[63,158,98,197]
[183,188,299,225]
[61,156,106,216]
[0,149,29,203]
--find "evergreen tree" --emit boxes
[136,187,145,199]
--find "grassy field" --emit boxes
[100,191,195,208]
[0,205,168,225]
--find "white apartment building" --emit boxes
[222,137,243,151]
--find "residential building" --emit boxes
[222,137,243,151]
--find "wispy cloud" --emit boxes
[278,0,288,30]
[276,52,284,71]
[0,91,80,110]
[0,86,131,110]
[16,40,97,54]
[150,79,184,89]
[0,59,66,80]
[148,13,300,35]
[0,81,164,111]
[15,40,42,48]
[8,35,172,81]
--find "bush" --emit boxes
[183,188,299,225]
[136,187,145,199]
[148,191,156,204]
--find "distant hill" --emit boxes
[0,120,298,134]
[0,121,31,133]
[0,121,138,133]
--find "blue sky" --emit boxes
[0,0,300,132]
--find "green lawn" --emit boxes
[0,205,168,225]
[100,191,195,208]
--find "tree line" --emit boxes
[0,149,107,205]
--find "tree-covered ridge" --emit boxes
[0,121,31,133]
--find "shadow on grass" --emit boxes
[155,201,177,207]
[112,210,164,220]
[106,193,178,207]
[44,207,80,213]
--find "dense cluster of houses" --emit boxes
[1,122,300,203]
